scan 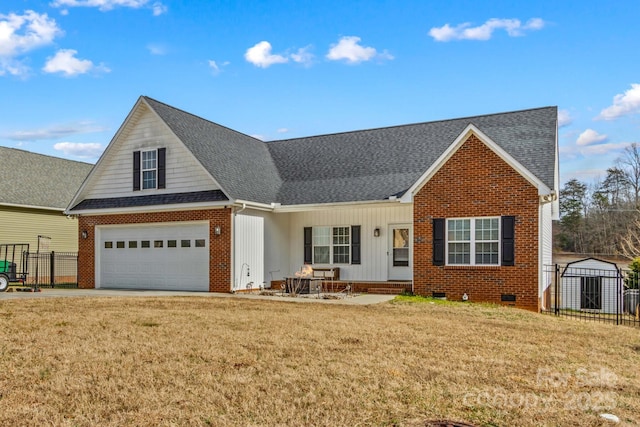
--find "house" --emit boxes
[560,258,623,314]
[0,147,92,252]
[66,96,559,311]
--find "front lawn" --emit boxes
[0,296,637,426]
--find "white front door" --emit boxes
[388,224,412,280]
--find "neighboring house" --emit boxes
[66,96,559,311]
[560,258,623,314]
[0,147,92,252]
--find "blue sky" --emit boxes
[1,0,639,186]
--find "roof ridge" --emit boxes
[142,96,264,143]
[0,145,93,166]
[266,105,558,144]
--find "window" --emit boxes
[154,240,163,248]
[168,240,177,248]
[181,240,191,248]
[142,150,157,189]
[581,277,602,310]
[392,228,410,267]
[332,227,350,264]
[105,241,113,249]
[446,217,499,265]
[116,241,125,249]
[129,241,137,248]
[195,239,206,248]
[141,240,150,248]
[312,226,350,264]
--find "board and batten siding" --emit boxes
[0,206,79,252]
[287,204,412,281]
[233,209,291,289]
[81,104,217,200]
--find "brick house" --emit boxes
[66,96,558,311]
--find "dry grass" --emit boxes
[0,296,639,426]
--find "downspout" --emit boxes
[231,203,247,292]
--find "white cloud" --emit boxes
[276,128,289,133]
[291,45,314,66]
[53,142,104,158]
[244,41,288,68]
[557,109,572,128]
[429,17,545,42]
[50,0,167,15]
[326,36,393,64]
[147,43,166,55]
[576,129,607,146]
[43,49,109,76]
[3,121,108,141]
[151,2,167,16]
[560,141,631,160]
[597,83,640,121]
[0,10,63,76]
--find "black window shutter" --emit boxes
[303,227,312,264]
[501,216,515,266]
[351,225,361,265]
[432,218,445,266]
[133,151,141,191]
[157,147,166,189]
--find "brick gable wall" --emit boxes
[413,134,540,311]
[77,208,232,292]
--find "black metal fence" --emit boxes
[26,252,78,288]
[542,263,639,327]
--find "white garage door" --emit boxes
[98,222,209,291]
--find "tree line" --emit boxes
[558,143,640,259]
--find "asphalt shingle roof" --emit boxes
[266,107,557,204]
[138,98,557,206]
[144,97,282,205]
[71,190,227,211]
[0,147,92,210]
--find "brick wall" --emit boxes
[413,134,540,311]
[77,208,232,292]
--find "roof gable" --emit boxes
[0,146,91,210]
[400,124,551,202]
[143,97,282,204]
[69,98,224,210]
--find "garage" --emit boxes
[97,222,209,291]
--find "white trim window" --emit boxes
[447,217,499,265]
[142,149,157,189]
[312,226,350,264]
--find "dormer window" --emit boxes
[133,148,166,191]
[142,150,157,189]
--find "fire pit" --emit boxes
[285,265,322,295]
[285,277,322,294]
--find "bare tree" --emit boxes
[618,143,640,208]
[620,212,640,259]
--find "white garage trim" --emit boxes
[96,221,210,291]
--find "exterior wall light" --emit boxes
[373,227,381,237]
[214,225,221,235]
[81,230,88,239]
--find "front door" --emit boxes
[388,224,411,280]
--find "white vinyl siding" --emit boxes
[80,104,218,200]
[288,204,412,281]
